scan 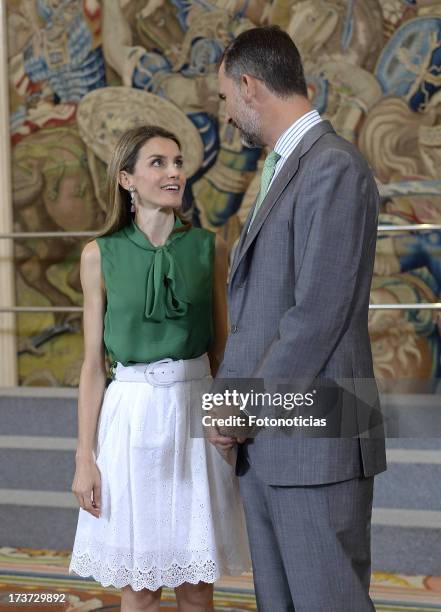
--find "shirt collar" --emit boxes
[124,215,184,251]
[274,110,322,160]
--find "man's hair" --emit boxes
[221,26,307,98]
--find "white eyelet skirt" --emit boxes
[69,361,251,591]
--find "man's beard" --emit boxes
[239,128,264,149]
[233,101,264,148]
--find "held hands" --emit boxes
[72,458,102,518]
[206,421,247,466]
[207,427,237,466]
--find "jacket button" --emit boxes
[230,324,238,333]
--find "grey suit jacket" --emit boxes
[216,120,387,485]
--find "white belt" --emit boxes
[113,354,210,386]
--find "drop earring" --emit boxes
[129,186,136,212]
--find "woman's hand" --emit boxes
[206,422,237,466]
[72,458,102,518]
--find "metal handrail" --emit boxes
[369,304,441,310]
[1,304,441,313]
[0,307,82,312]
[0,231,96,238]
[377,224,441,232]
[0,225,440,239]
[0,228,439,312]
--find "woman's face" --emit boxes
[125,137,186,210]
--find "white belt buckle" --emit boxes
[144,358,175,387]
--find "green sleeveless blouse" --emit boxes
[96,217,215,365]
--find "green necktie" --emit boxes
[249,150,281,228]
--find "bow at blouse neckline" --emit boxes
[123,218,189,322]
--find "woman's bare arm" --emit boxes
[71,240,107,517]
[208,234,228,377]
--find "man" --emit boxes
[211,26,387,612]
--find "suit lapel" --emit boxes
[229,120,335,287]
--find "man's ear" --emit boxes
[240,74,251,101]
[240,73,259,104]
[119,170,130,190]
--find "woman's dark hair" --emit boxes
[221,26,307,98]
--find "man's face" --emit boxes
[218,62,264,148]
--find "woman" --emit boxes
[69,125,250,611]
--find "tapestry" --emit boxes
[6,0,441,388]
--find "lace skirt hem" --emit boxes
[69,553,249,591]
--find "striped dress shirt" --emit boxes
[269,109,322,189]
